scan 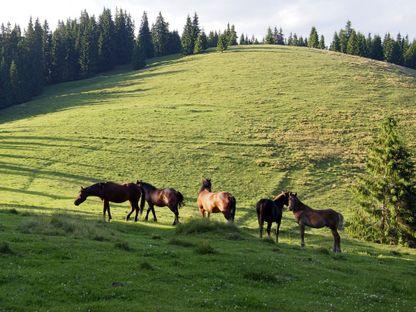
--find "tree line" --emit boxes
[262,21,416,68]
[0,9,238,109]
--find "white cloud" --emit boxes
[1,0,415,41]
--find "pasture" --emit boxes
[1,45,416,311]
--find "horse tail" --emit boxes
[256,201,262,225]
[337,213,345,231]
[229,196,236,222]
[176,191,185,208]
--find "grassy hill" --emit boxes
[0,45,415,311]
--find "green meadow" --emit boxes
[0,45,415,311]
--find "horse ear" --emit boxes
[294,192,297,197]
[80,186,85,191]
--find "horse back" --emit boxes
[102,182,135,203]
[256,199,282,222]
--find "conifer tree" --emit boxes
[192,13,200,45]
[97,8,116,71]
[265,27,274,44]
[308,26,319,48]
[138,12,154,59]
[370,35,384,60]
[404,41,416,69]
[151,12,169,56]
[383,34,401,64]
[239,33,245,45]
[114,8,134,65]
[228,24,238,45]
[167,31,182,54]
[351,117,416,247]
[181,15,194,55]
[318,35,325,49]
[132,39,145,69]
[347,30,359,55]
[330,32,341,51]
[194,34,203,54]
[217,33,227,52]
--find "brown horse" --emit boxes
[197,178,236,222]
[137,180,184,225]
[74,182,142,222]
[256,191,289,242]
[288,193,344,252]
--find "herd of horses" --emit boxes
[74,178,344,252]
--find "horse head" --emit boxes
[74,186,87,206]
[287,192,298,211]
[201,178,212,192]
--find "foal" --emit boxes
[74,182,142,222]
[256,191,289,242]
[288,193,344,252]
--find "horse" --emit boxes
[288,192,344,253]
[256,191,289,242]
[197,178,236,222]
[74,182,142,222]
[136,180,184,225]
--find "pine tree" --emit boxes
[404,41,416,69]
[138,12,154,59]
[42,21,53,83]
[194,34,203,54]
[383,34,401,65]
[167,31,182,54]
[318,35,325,49]
[239,33,245,45]
[217,33,227,52]
[370,35,384,60]
[265,27,274,44]
[132,39,145,69]
[181,15,194,55]
[97,8,116,71]
[114,8,134,65]
[25,18,44,95]
[308,26,319,48]
[347,30,359,55]
[228,24,237,45]
[151,12,169,56]
[192,13,200,46]
[357,32,368,57]
[330,32,341,51]
[351,117,416,247]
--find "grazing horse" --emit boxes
[74,182,142,222]
[288,193,344,253]
[197,178,236,222]
[137,180,184,225]
[256,191,289,242]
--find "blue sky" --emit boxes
[1,0,415,41]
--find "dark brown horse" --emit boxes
[256,191,289,242]
[137,180,184,225]
[288,193,344,252]
[74,182,142,222]
[197,178,236,222]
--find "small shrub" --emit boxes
[115,241,131,251]
[194,240,217,255]
[0,242,14,255]
[176,219,239,235]
[140,261,154,270]
[168,238,194,248]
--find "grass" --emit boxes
[0,45,415,310]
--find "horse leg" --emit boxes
[133,200,140,222]
[300,223,305,248]
[172,205,179,226]
[207,212,211,219]
[199,207,206,218]
[104,200,111,222]
[126,200,135,221]
[276,221,281,243]
[331,228,341,253]
[259,218,264,239]
[150,204,157,222]
[145,202,151,221]
[266,222,272,239]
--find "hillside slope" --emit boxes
[0,45,415,310]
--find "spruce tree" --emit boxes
[318,35,325,49]
[383,34,401,65]
[132,39,146,69]
[194,34,203,54]
[239,34,245,45]
[330,32,341,51]
[181,15,194,55]
[114,9,134,65]
[97,8,116,71]
[371,35,384,60]
[192,13,200,46]
[351,117,416,247]
[308,26,319,48]
[151,12,169,56]
[347,30,359,55]
[217,33,227,52]
[404,41,416,69]
[265,27,274,44]
[138,12,154,59]
[167,31,182,54]
[228,25,237,45]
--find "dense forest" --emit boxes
[1,8,415,109]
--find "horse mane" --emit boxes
[199,180,212,193]
[290,194,309,211]
[139,181,157,191]
[273,192,286,202]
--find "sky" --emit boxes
[1,0,415,42]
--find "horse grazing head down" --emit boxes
[287,192,298,211]
[200,178,212,192]
[74,186,88,206]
